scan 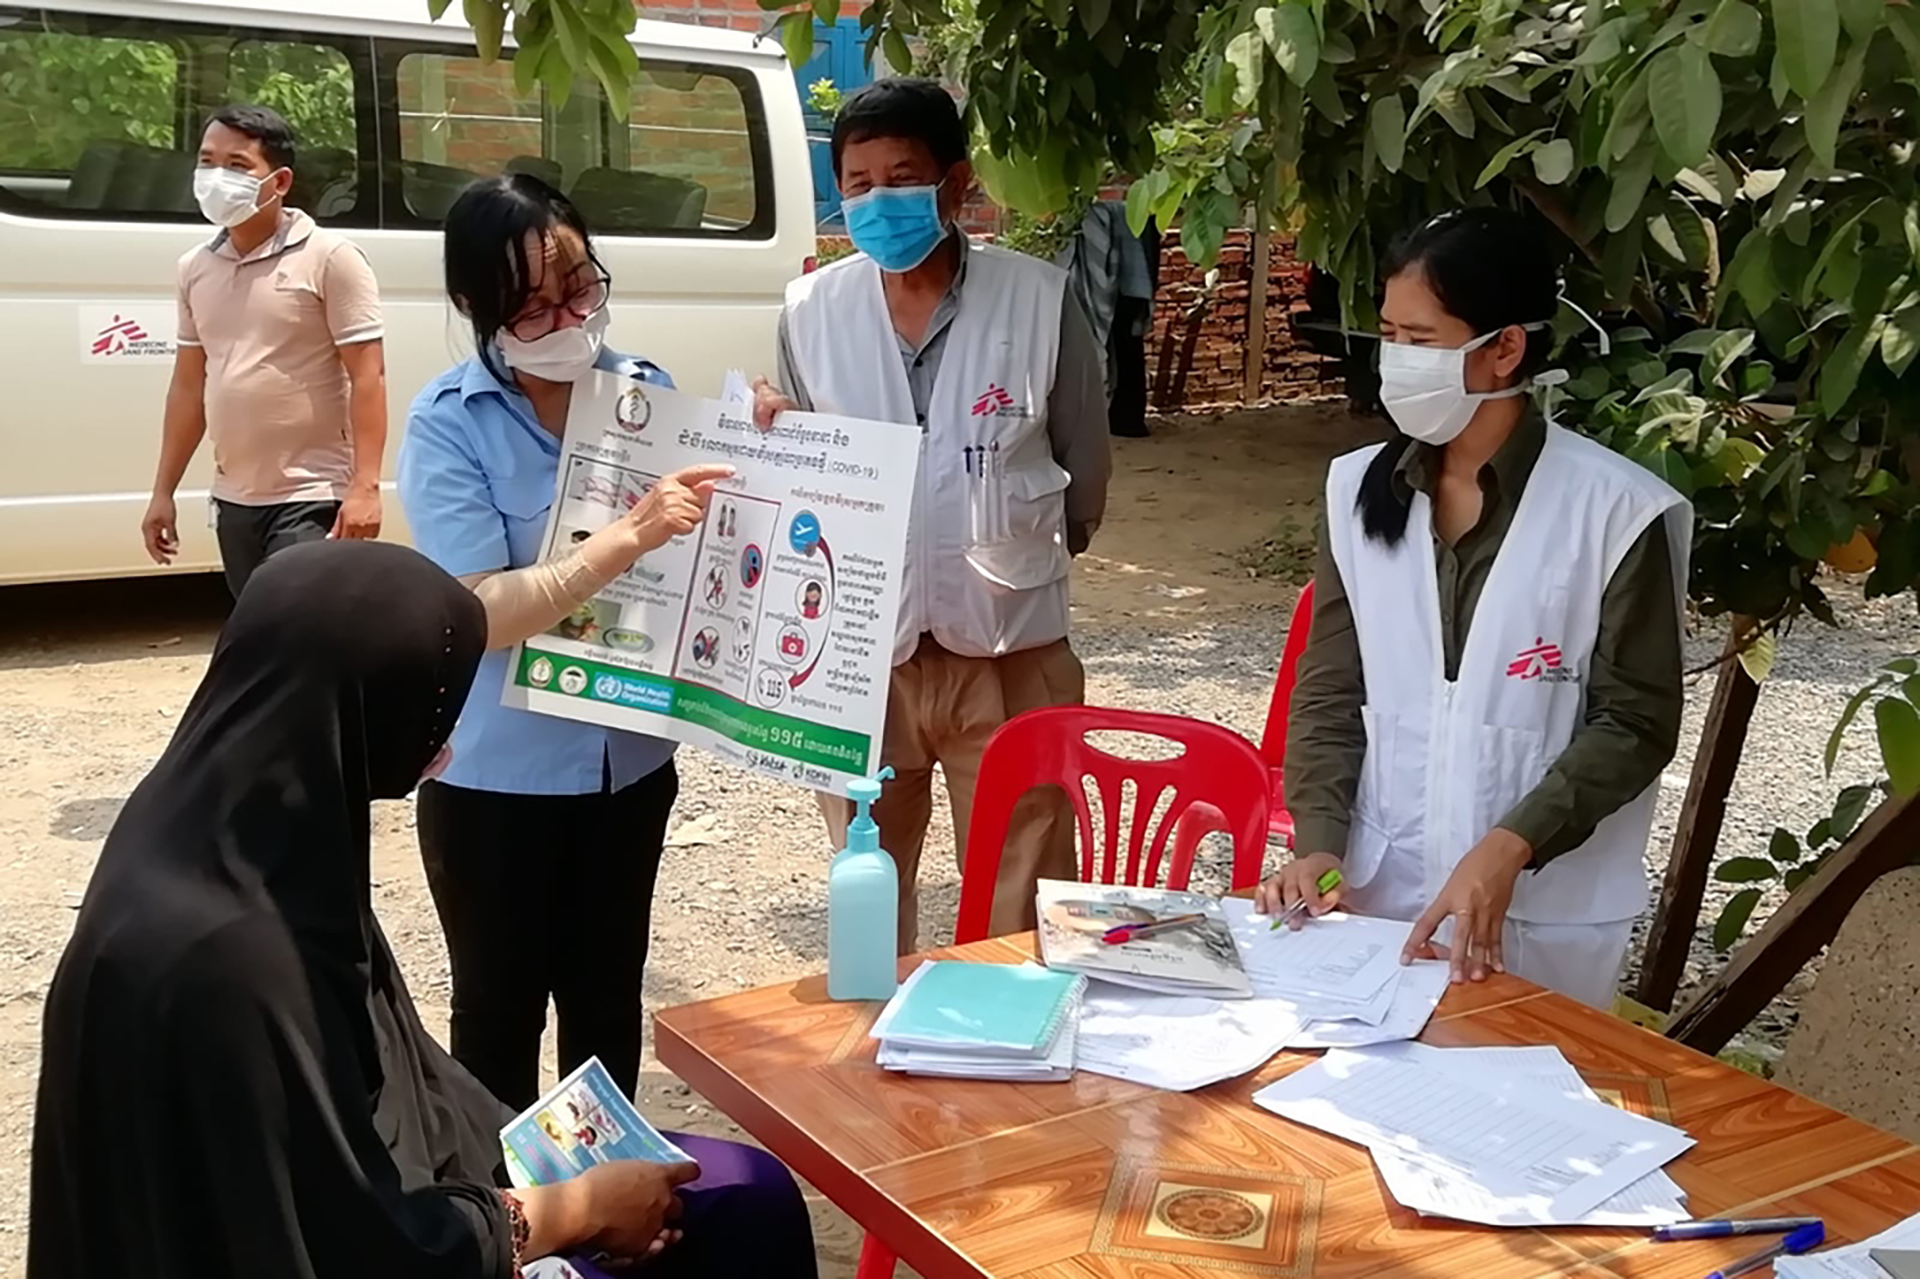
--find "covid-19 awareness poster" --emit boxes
[502,373,920,796]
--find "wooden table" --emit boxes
[655,934,1920,1278]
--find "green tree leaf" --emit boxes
[1532,138,1575,186]
[1820,318,1881,417]
[1737,625,1778,683]
[1226,30,1265,109]
[1606,146,1657,233]
[1773,826,1806,864]
[883,28,913,72]
[1714,887,1763,950]
[1604,69,1653,163]
[464,0,506,61]
[780,11,815,69]
[1773,0,1840,101]
[1831,784,1875,841]
[1649,43,1720,168]
[1079,0,1112,38]
[1717,855,1781,883]
[1369,91,1407,175]
[1806,38,1869,169]
[1878,696,1920,794]
[1701,0,1763,56]
[1838,0,1885,41]
[1258,2,1321,88]
[1883,304,1920,377]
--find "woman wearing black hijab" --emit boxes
[29,541,817,1279]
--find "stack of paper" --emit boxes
[1070,904,1450,1093]
[1223,899,1453,1047]
[1253,1042,1694,1227]
[1776,1212,1920,1278]
[872,960,1084,1082]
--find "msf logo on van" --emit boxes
[79,307,175,363]
[970,383,1028,419]
[90,314,170,359]
[1507,638,1577,683]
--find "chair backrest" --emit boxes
[1775,866,1920,1143]
[957,705,1271,944]
[1258,578,1316,766]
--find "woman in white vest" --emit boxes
[1256,208,1691,1008]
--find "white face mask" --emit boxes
[499,308,609,383]
[1379,325,1545,446]
[193,167,274,229]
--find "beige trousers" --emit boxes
[819,636,1085,954]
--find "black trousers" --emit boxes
[1108,296,1153,437]
[416,762,679,1110]
[213,499,339,598]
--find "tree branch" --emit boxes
[1514,174,1668,335]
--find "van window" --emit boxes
[391,50,768,239]
[0,7,367,223]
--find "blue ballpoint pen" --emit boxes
[1654,1216,1822,1242]
[1703,1221,1825,1279]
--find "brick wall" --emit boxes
[816,228,1339,409]
[1148,227,1340,409]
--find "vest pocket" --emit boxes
[965,459,1072,590]
[1472,721,1550,838]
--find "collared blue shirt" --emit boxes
[398,348,678,796]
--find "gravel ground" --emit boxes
[0,402,1910,1276]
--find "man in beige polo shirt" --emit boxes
[140,105,387,596]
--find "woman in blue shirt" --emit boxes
[399,175,731,1110]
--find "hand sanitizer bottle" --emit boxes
[828,767,898,1001]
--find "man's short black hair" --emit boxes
[206,104,298,171]
[830,78,967,177]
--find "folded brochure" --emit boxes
[1036,880,1251,998]
[501,1056,689,1189]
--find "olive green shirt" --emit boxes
[1284,413,1684,867]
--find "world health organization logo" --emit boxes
[594,673,626,700]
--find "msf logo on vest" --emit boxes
[1507,637,1578,683]
[970,383,1030,419]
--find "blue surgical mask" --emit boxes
[843,183,949,273]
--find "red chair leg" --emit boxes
[856,1232,897,1279]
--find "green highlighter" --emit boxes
[1271,868,1344,929]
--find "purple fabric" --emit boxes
[565,1133,817,1278]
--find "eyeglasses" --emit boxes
[506,270,611,342]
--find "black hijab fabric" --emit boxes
[29,542,513,1279]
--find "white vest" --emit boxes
[784,242,1069,665]
[1325,426,1691,925]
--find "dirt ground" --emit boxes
[0,401,1367,1277]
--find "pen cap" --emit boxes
[844,767,895,853]
[1782,1223,1825,1254]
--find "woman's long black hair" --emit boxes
[443,173,608,384]
[1358,206,1561,545]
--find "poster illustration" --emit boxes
[503,373,920,795]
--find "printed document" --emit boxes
[1223,899,1409,1006]
[1253,1046,1694,1223]
[1777,1213,1920,1278]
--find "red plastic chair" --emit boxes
[956,704,1273,944]
[854,706,1272,1279]
[1258,579,1315,851]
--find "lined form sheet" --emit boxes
[1283,962,1450,1049]
[1223,899,1410,1006]
[1777,1213,1920,1278]
[1253,1047,1694,1223]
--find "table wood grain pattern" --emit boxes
[654,935,1920,1278]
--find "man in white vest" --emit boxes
[754,79,1111,953]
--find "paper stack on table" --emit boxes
[1775,1212,1920,1278]
[872,960,1085,1082]
[1221,899,1454,1048]
[1253,1041,1694,1227]
[1071,903,1441,1092]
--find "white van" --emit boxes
[0,0,813,585]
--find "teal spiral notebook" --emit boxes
[872,961,1085,1057]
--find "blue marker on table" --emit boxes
[1702,1221,1825,1279]
[1654,1216,1822,1242]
